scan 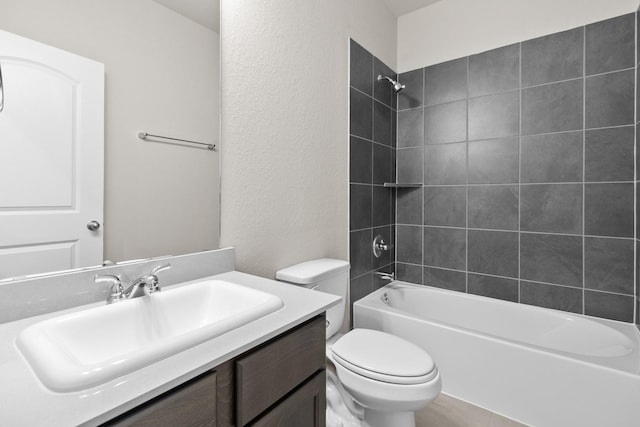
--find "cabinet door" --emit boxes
[236,316,325,425]
[104,370,217,427]
[250,370,326,427]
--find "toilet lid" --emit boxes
[331,329,437,385]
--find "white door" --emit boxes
[0,30,104,279]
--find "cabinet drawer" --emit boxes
[105,369,217,427]
[250,370,326,427]
[235,315,326,426]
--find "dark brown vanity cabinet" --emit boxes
[105,315,326,427]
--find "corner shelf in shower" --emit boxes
[383,183,422,188]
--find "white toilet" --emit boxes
[276,258,441,427]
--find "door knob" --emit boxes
[87,220,101,231]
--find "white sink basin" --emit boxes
[16,279,284,392]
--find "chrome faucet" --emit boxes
[123,263,171,298]
[94,263,171,304]
[94,274,124,304]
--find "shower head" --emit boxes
[377,75,405,93]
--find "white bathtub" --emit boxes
[353,282,640,427]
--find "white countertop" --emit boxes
[0,271,340,426]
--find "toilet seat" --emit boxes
[331,329,437,385]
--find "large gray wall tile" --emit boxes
[350,39,373,95]
[373,101,393,146]
[424,100,467,144]
[522,27,583,86]
[468,273,518,302]
[397,187,423,225]
[520,281,582,313]
[397,68,424,110]
[397,225,423,265]
[350,229,373,278]
[350,136,372,184]
[424,186,467,227]
[397,147,424,183]
[468,185,518,230]
[584,237,634,295]
[522,79,583,135]
[396,262,422,284]
[372,186,392,227]
[423,266,466,292]
[424,58,468,106]
[585,69,635,128]
[468,137,519,184]
[350,184,372,230]
[424,142,467,185]
[397,108,424,148]
[585,126,634,182]
[423,227,466,270]
[520,184,582,234]
[373,58,395,108]
[350,273,373,308]
[372,144,392,184]
[468,44,520,96]
[520,233,583,287]
[584,290,634,322]
[468,91,519,140]
[468,230,518,277]
[585,183,634,238]
[585,13,635,75]
[350,87,373,139]
[521,132,583,183]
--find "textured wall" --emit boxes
[348,0,398,71]
[0,0,220,263]
[393,13,636,322]
[220,0,396,279]
[398,0,639,72]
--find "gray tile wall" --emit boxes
[396,13,637,323]
[636,11,640,331]
[349,40,396,320]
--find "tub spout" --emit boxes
[375,271,395,281]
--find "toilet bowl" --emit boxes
[276,259,442,427]
[330,328,441,427]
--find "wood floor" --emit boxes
[416,393,528,427]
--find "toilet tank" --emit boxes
[276,259,349,339]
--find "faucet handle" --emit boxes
[94,274,121,286]
[145,263,170,294]
[151,263,171,276]
[94,274,124,304]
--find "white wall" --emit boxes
[398,0,639,72]
[348,0,398,71]
[220,0,396,278]
[0,0,220,263]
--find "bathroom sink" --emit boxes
[16,280,284,392]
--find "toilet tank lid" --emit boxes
[276,258,350,285]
